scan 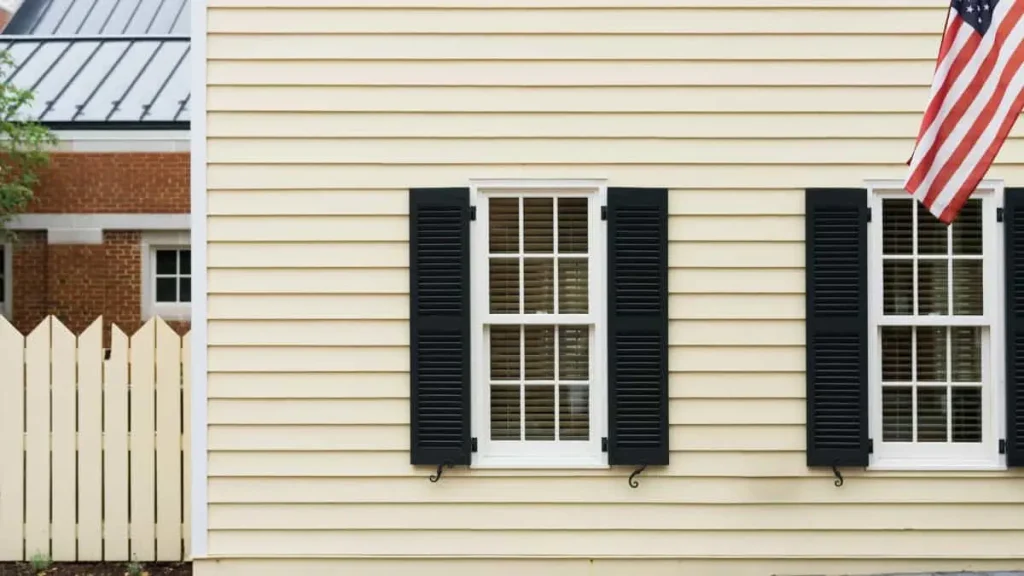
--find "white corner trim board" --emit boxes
[189,0,209,560]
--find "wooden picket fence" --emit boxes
[0,316,191,563]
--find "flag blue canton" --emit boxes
[954,0,1000,34]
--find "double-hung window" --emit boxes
[408,183,670,473]
[804,184,1014,472]
[869,189,1002,469]
[472,185,606,467]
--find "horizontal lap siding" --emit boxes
[203,0,1024,569]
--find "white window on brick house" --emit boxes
[471,183,607,468]
[155,248,191,304]
[868,186,1003,469]
[142,231,191,322]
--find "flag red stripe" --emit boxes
[910,16,966,146]
[908,3,1024,195]
[939,68,1024,222]
[923,10,1024,207]
[905,25,985,191]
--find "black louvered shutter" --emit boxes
[1004,189,1024,466]
[606,187,669,466]
[805,188,869,467]
[409,188,472,466]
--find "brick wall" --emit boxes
[27,152,190,213]
[10,151,191,340]
[11,231,190,342]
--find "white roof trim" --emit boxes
[8,213,190,231]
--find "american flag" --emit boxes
[905,0,1024,223]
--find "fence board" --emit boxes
[78,319,104,561]
[51,318,77,560]
[131,320,158,561]
[183,333,193,560]
[157,320,184,560]
[0,316,191,562]
[105,326,131,561]
[24,318,50,560]
[0,318,25,560]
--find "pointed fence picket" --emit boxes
[0,316,192,563]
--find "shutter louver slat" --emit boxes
[410,188,472,466]
[805,188,869,468]
[1004,188,1024,466]
[607,188,669,467]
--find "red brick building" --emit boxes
[1,0,191,337]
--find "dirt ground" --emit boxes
[0,562,191,576]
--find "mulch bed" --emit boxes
[0,563,191,576]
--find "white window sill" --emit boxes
[869,458,1006,472]
[149,304,192,323]
[471,457,609,470]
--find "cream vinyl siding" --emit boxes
[202,0,1024,573]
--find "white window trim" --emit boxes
[469,179,609,469]
[141,231,191,322]
[0,242,11,319]
[866,179,1005,471]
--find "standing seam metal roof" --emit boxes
[2,0,190,128]
[5,0,189,36]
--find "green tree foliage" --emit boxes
[0,49,56,241]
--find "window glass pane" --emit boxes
[489,259,519,314]
[525,386,555,441]
[882,387,912,442]
[179,278,191,303]
[155,277,177,302]
[524,258,554,313]
[489,198,519,254]
[881,326,912,382]
[952,260,983,315]
[882,199,913,255]
[490,385,521,441]
[558,198,588,254]
[883,260,913,315]
[916,327,947,383]
[523,198,553,254]
[558,258,588,314]
[952,199,983,255]
[559,326,589,381]
[524,325,555,381]
[951,326,982,383]
[917,203,948,255]
[489,326,520,381]
[917,387,948,442]
[952,386,982,443]
[559,385,589,441]
[180,250,191,275]
[917,260,948,315]
[156,250,177,275]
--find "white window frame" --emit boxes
[0,242,11,319]
[469,179,609,469]
[866,179,1005,471]
[141,230,191,322]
